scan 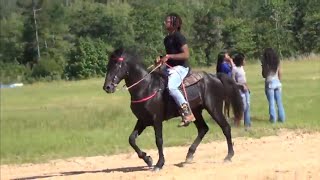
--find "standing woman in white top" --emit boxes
[261,48,285,123]
[232,53,251,129]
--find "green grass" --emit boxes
[1,58,319,164]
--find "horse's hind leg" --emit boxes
[129,119,153,167]
[206,100,234,161]
[185,108,209,163]
[153,121,164,171]
[223,100,231,122]
[223,100,228,118]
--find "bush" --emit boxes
[0,62,30,84]
[64,37,111,80]
[31,59,63,81]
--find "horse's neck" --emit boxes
[125,64,157,98]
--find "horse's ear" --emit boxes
[109,48,125,61]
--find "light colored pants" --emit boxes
[165,66,189,106]
[265,79,285,123]
[240,90,251,127]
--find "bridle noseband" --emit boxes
[109,56,128,87]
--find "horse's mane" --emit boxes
[109,47,143,64]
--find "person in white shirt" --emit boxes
[232,53,251,130]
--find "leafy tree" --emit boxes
[222,18,256,57]
[301,13,320,53]
[192,4,229,65]
[36,1,72,70]
[0,0,19,19]
[64,37,111,80]
[0,13,25,63]
[129,3,165,64]
[253,1,294,57]
[68,1,134,48]
[289,0,320,54]
[15,0,43,66]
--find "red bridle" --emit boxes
[117,57,124,62]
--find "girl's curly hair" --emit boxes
[166,13,182,31]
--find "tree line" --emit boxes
[0,0,319,83]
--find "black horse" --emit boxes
[103,48,243,171]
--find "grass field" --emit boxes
[1,57,319,165]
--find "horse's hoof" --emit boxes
[185,156,193,164]
[224,156,232,162]
[144,156,153,167]
[152,166,161,172]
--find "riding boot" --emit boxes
[178,103,196,127]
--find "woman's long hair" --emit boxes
[262,48,279,73]
[216,52,226,73]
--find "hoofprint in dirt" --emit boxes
[1,130,320,180]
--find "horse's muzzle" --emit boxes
[103,83,116,93]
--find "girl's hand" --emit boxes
[225,54,233,62]
[156,56,161,64]
[243,84,248,91]
[160,55,169,63]
[155,55,168,64]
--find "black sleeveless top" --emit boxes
[163,31,188,67]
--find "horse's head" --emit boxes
[103,48,129,93]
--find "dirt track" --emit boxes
[1,130,320,180]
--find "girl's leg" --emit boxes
[244,90,251,127]
[167,66,189,106]
[168,66,195,126]
[275,88,285,122]
[237,91,246,127]
[265,87,276,123]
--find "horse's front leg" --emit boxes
[129,119,153,167]
[153,121,164,171]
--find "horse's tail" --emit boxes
[216,73,243,123]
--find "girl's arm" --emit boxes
[161,44,189,63]
[278,65,282,81]
[167,44,189,60]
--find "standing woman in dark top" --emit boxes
[216,51,235,122]
[157,13,195,127]
[261,48,285,123]
[216,51,235,77]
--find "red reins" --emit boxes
[117,57,188,104]
[131,91,158,103]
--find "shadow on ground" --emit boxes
[13,166,149,180]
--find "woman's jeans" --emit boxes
[165,66,189,106]
[265,79,285,123]
[240,90,251,127]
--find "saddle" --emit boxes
[161,71,204,119]
[180,71,204,88]
[179,71,204,107]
